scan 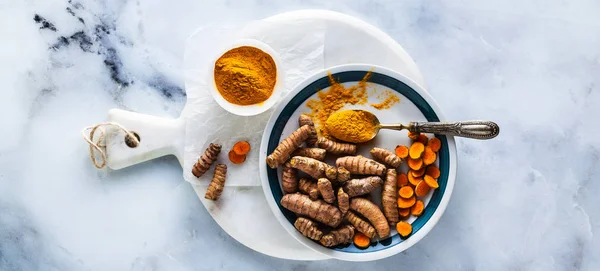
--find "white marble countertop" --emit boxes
[1,0,599,270]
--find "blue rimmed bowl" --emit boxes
[259,64,457,261]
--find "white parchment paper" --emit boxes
[183,20,325,186]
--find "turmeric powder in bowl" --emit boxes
[325,110,377,143]
[214,46,277,106]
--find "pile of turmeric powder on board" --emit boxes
[306,72,400,139]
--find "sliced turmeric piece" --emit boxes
[232,141,251,155]
[396,221,412,238]
[407,157,423,170]
[428,137,441,152]
[394,145,409,159]
[424,175,439,189]
[411,167,425,177]
[417,133,428,144]
[398,186,414,199]
[425,165,441,179]
[422,146,436,166]
[415,180,431,197]
[407,171,422,186]
[411,200,424,216]
[398,208,411,219]
[353,232,371,249]
[397,173,409,187]
[408,131,419,140]
[409,142,425,159]
[228,150,246,164]
[397,196,416,209]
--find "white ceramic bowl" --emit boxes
[259,64,457,261]
[207,39,284,116]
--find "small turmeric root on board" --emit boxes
[428,137,442,152]
[408,157,423,171]
[397,195,416,209]
[422,146,436,166]
[343,176,383,197]
[396,221,413,238]
[317,137,357,155]
[417,133,428,144]
[298,178,319,200]
[398,208,411,219]
[395,145,409,159]
[280,193,343,227]
[350,198,390,238]
[411,200,425,217]
[426,165,441,179]
[294,217,323,241]
[415,180,431,197]
[409,142,425,159]
[407,172,422,186]
[266,125,313,168]
[290,156,337,180]
[345,211,376,239]
[353,232,371,249]
[192,143,222,178]
[291,148,327,161]
[204,164,227,200]
[320,225,355,247]
[397,173,409,187]
[281,162,298,194]
[398,186,414,199]
[317,178,335,203]
[228,150,246,164]
[336,167,351,184]
[370,147,402,168]
[336,156,386,176]
[382,169,399,226]
[337,188,349,215]
[424,175,439,189]
[232,141,251,155]
[298,114,318,147]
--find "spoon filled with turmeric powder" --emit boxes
[325,109,500,143]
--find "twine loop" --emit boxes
[82,122,139,168]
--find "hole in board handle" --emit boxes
[125,131,140,148]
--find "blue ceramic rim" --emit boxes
[266,70,449,253]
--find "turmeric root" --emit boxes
[422,146,436,166]
[204,164,227,200]
[345,211,376,239]
[290,156,337,180]
[398,186,414,199]
[409,142,425,159]
[370,147,402,168]
[317,137,357,155]
[424,175,439,189]
[192,143,222,178]
[298,114,318,147]
[428,137,441,152]
[266,125,313,168]
[397,195,416,209]
[382,169,399,226]
[336,156,386,176]
[353,232,371,249]
[395,145,409,159]
[299,178,319,200]
[280,193,343,227]
[343,176,383,197]
[318,178,335,203]
[396,221,412,238]
[415,180,431,197]
[291,148,326,161]
[425,165,441,179]
[228,150,246,164]
[350,198,390,238]
[397,173,409,187]
[336,167,351,184]
[320,225,355,247]
[294,217,323,241]
[407,157,423,171]
[411,200,424,216]
[337,188,349,215]
[281,162,298,194]
[232,141,251,155]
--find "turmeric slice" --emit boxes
[415,180,431,197]
[336,156,386,176]
[398,208,410,219]
[353,232,371,249]
[397,195,416,209]
[281,162,298,194]
[411,200,424,216]
[345,211,377,239]
[232,141,251,155]
[398,186,414,199]
[317,137,357,155]
[317,178,335,203]
[422,146,436,166]
[397,173,409,187]
[382,169,399,226]
[205,164,227,200]
[290,156,337,180]
[320,225,355,247]
[351,198,390,238]
[425,165,441,179]
[409,142,425,159]
[280,193,343,227]
[266,125,313,168]
[291,148,327,161]
[298,114,318,147]
[428,137,441,152]
[424,175,439,189]
[417,133,428,144]
[411,167,425,177]
[407,157,423,171]
[192,143,222,178]
[407,172,422,186]
[394,145,409,159]
[370,147,402,168]
[396,221,412,238]
[408,131,419,140]
[228,150,246,164]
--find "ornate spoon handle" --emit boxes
[409,120,499,140]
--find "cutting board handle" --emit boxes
[105,109,185,170]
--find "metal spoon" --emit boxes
[353,109,500,141]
